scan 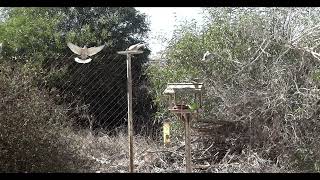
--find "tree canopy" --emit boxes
[0,7,156,133]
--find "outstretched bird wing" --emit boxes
[87,44,105,56]
[67,42,82,55]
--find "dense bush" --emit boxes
[147,8,320,172]
[0,61,94,172]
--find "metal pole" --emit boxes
[127,54,134,173]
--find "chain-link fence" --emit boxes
[0,50,165,172]
[48,52,161,135]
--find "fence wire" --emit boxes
[0,51,178,172]
[11,52,162,138]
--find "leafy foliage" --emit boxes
[0,7,157,133]
[147,7,320,172]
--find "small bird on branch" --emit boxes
[67,42,105,64]
[202,51,215,61]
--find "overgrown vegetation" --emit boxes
[1,7,320,172]
[0,7,158,172]
[0,7,157,133]
[0,61,91,172]
[147,7,320,172]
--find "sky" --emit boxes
[135,7,205,59]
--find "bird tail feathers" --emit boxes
[74,57,92,64]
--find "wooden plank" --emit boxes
[166,83,203,87]
[163,84,204,95]
[164,88,203,95]
[168,109,193,114]
[194,93,199,122]
[117,50,143,55]
[166,84,203,89]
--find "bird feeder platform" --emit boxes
[163,81,205,173]
[117,50,144,55]
[163,82,204,95]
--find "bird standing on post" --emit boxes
[126,42,146,51]
[67,42,105,64]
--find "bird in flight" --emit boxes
[127,42,146,51]
[67,42,105,64]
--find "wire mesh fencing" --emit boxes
[41,52,161,136]
[0,51,161,136]
[0,50,164,172]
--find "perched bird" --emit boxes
[191,78,204,84]
[127,42,146,51]
[183,77,204,84]
[67,42,105,64]
[202,51,215,61]
[0,43,2,54]
[202,50,242,65]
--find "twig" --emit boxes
[227,154,235,164]
[221,149,231,163]
[295,46,320,62]
[175,137,201,151]
[199,142,214,158]
[291,24,320,45]
[226,38,271,81]
[146,149,184,157]
[193,162,211,169]
[194,152,219,161]
[158,156,168,166]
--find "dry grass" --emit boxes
[61,130,285,173]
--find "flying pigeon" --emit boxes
[202,51,215,61]
[67,42,105,64]
[127,42,146,51]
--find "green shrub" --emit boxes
[0,61,91,172]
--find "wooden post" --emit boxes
[200,91,202,108]
[168,95,172,109]
[184,113,192,173]
[117,50,143,173]
[127,54,134,173]
[194,93,198,122]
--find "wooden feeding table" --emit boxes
[163,81,205,173]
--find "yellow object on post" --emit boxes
[163,120,171,146]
